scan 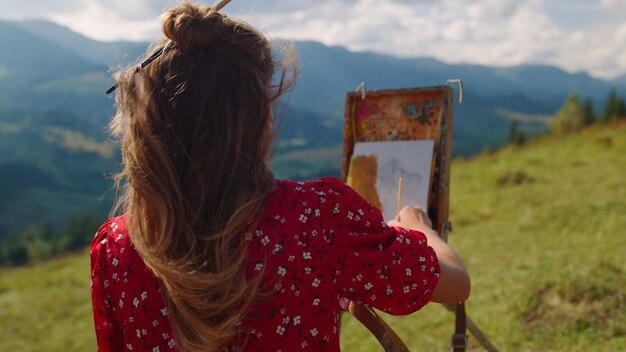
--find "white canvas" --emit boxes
[350,140,435,221]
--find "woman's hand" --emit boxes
[387,206,432,234]
[387,205,471,304]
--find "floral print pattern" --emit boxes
[91,177,440,351]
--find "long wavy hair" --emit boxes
[109,2,296,350]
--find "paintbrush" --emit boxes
[396,176,403,219]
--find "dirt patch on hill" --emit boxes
[497,170,536,186]
[521,262,626,338]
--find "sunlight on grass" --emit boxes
[342,122,626,351]
[0,252,95,351]
[45,127,116,158]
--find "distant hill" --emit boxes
[289,41,626,153]
[291,41,624,114]
[613,73,626,86]
[15,20,147,68]
[0,107,115,238]
[0,21,111,122]
[0,21,96,84]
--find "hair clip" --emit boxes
[210,0,232,13]
[106,40,172,95]
[105,0,233,95]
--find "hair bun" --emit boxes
[162,2,223,49]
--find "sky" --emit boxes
[1,0,625,80]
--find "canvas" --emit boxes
[347,140,435,221]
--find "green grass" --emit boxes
[341,122,626,351]
[1,122,625,351]
[0,252,94,351]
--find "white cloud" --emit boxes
[0,0,624,79]
[600,0,626,8]
[255,0,561,69]
[47,1,161,41]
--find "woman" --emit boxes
[90,2,470,351]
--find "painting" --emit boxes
[346,140,435,221]
[350,91,444,143]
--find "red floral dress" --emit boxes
[90,177,440,351]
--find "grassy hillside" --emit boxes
[1,122,625,351]
[342,121,626,351]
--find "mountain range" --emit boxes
[0,18,624,238]
[3,20,625,153]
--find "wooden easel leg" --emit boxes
[443,304,500,352]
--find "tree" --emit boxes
[515,130,526,145]
[7,244,29,266]
[507,120,526,146]
[582,99,596,126]
[552,93,585,134]
[57,215,103,252]
[41,220,56,241]
[1,228,39,266]
[508,120,519,144]
[602,89,626,122]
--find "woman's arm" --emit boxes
[388,206,471,304]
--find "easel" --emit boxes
[341,82,499,352]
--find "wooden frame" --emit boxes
[341,86,499,352]
[341,86,454,234]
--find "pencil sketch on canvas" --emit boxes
[347,140,435,221]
